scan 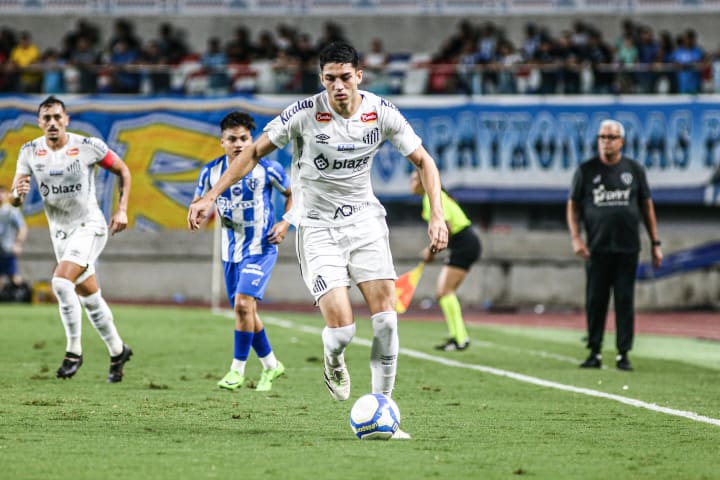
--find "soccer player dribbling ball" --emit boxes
[188,42,448,439]
[12,96,133,383]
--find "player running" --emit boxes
[188,42,447,439]
[194,111,291,391]
[11,96,133,383]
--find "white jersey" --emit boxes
[16,133,113,234]
[264,90,422,227]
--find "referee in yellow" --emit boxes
[410,171,481,351]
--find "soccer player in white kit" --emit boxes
[188,42,448,438]
[11,96,133,383]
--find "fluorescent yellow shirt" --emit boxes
[421,191,471,235]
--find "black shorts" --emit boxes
[446,226,481,271]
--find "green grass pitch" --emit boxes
[1,304,719,479]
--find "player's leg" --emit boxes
[296,225,354,400]
[67,226,130,382]
[581,253,612,368]
[52,260,86,378]
[613,252,639,371]
[318,288,355,400]
[217,262,251,390]
[237,253,284,391]
[436,265,470,351]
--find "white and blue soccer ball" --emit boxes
[349,393,400,440]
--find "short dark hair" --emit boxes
[38,95,66,115]
[318,41,359,70]
[220,111,256,133]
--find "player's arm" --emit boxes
[641,198,663,269]
[406,145,447,253]
[267,187,293,245]
[566,199,589,260]
[188,133,277,231]
[101,151,132,235]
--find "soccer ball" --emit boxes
[349,393,400,440]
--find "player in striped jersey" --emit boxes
[194,111,292,391]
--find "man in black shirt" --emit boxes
[567,119,663,371]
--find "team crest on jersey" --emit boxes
[67,159,81,175]
[315,134,330,144]
[245,178,259,191]
[363,127,380,145]
[316,112,332,122]
[314,153,330,170]
[361,112,377,123]
[621,172,633,185]
[593,174,601,184]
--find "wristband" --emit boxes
[651,240,661,246]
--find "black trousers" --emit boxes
[585,251,639,354]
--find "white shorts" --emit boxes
[296,216,397,301]
[51,223,107,284]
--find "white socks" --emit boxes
[52,277,83,355]
[322,324,356,368]
[370,311,399,397]
[78,290,124,357]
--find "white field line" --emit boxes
[216,310,720,427]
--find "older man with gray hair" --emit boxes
[566,119,663,371]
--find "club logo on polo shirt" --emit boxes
[621,172,633,185]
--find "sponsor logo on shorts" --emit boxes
[333,202,371,219]
[316,112,332,122]
[363,128,380,145]
[312,275,327,295]
[361,112,377,122]
[306,210,320,219]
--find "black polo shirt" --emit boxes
[569,156,651,254]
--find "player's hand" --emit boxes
[12,177,31,199]
[187,196,213,231]
[267,220,290,244]
[652,245,663,269]
[427,218,448,254]
[421,246,435,263]
[571,237,590,260]
[109,209,128,235]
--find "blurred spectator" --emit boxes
[361,37,389,94]
[289,33,318,93]
[275,23,297,53]
[67,35,99,93]
[141,40,171,94]
[495,40,522,94]
[9,31,41,92]
[108,18,141,55]
[556,31,581,94]
[657,30,678,93]
[315,21,347,51]
[202,37,229,94]
[616,33,639,93]
[155,22,188,65]
[522,22,542,61]
[255,30,279,60]
[106,39,141,93]
[456,38,479,95]
[41,48,65,94]
[583,29,614,94]
[670,29,705,94]
[226,25,255,63]
[636,27,660,93]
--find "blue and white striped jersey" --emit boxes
[195,156,290,262]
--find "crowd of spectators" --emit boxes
[0,17,717,96]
